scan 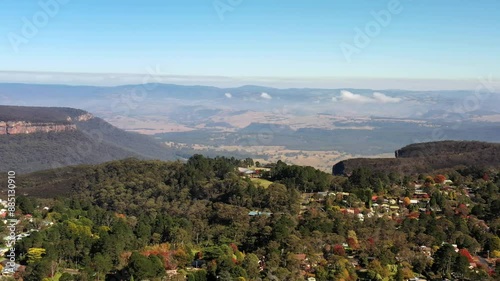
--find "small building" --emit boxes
[248,211,272,217]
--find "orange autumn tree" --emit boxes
[434,174,446,184]
[403,197,411,207]
[141,243,192,269]
[333,244,346,257]
[458,248,474,263]
[347,230,360,250]
[141,243,174,269]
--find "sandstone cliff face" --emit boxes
[0,113,92,135]
[0,121,77,135]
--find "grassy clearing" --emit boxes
[250,178,273,188]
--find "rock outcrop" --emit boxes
[0,112,93,135]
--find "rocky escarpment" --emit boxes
[0,121,77,135]
[0,109,93,135]
[0,113,94,135]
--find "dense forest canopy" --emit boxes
[0,155,499,280]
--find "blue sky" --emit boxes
[1,0,499,88]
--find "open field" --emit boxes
[165,142,394,172]
[250,178,273,188]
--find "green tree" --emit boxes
[394,266,404,281]
[17,195,36,214]
[127,252,164,280]
[25,260,51,281]
[432,244,457,278]
[93,253,113,280]
[59,273,75,281]
[242,253,261,278]
[453,254,470,279]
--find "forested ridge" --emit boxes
[1,155,499,280]
[333,141,500,175]
[0,106,86,124]
[0,106,179,173]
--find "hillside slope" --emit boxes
[0,105,177,173]
[333,141,500,175]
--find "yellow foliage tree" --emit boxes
[27,247,46,264]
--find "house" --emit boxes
[419,246,432,258]
[294,253,312,271]
[238,167,270,178]
[0,247,10,256]
[248,211,272,217]
[238,168,257,177]
[380,204,390,209]
[1,260,25,276]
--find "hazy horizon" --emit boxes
[1,70,499,92]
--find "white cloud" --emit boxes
[224,93,232,98]
[339,90,373,103]
[261,92,272,99]
[334,90,402,104]
[373,92,401,103]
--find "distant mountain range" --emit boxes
[0,105,177,173]
[1,82,499,118]
[1,83,499,169]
